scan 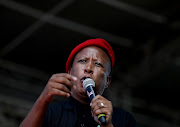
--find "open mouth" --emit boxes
[80,76,91,84]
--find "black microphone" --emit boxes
[83,78,107,125]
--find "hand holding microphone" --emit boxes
[83,78,113,126]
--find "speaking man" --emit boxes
[20,38,136,127]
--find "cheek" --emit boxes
[71,65,81,75]
[94,68,106,77]
[94,70,107,91]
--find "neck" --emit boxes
[71,93,90,104]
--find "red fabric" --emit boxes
[66,38,115,73]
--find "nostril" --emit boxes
[84,69,93,74]
[84,69,88,73]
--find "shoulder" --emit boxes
[112,107,136,127]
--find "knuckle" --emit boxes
[47,81,54,88]
[49,75,55,81]
[47,81,53,86]
[51,74,57,79]
[109,101,112,105]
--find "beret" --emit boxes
[66,38,115,73]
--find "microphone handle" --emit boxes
[86,86,107,125]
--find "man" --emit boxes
[20,38,136,127]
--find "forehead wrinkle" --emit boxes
[76,47,100,60]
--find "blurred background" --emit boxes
[0,0,180,127]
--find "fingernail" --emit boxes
[67,93,70,97]
[72,76,77,81]
[90,103,92,106]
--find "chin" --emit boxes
[77,94,91,104]
[80,93,89,98]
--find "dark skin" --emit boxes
[69,46,113,126]
[20,46,113,127]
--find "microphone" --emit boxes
[83,78,107,125]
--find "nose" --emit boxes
[84,62,93,74]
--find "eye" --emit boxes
[78,59,86,63]
[95,62,103,67]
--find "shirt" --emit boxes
[42,97,136,127]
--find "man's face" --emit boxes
[68,46,111,102]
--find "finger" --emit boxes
[91,102,106,119]
[91,96,104,110]
[92,101,112,120]
[94,108,105,116]
[52,87,71,97]
[91,95,104,105]
[94,108,112,122]
[54,73,77,81]
[50,82,71,94]
[50,75,74,89]
[92,102,105,114]
[92,103,106,118]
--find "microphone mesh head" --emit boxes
[82,78,95,89]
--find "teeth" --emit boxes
[81,79,85,83]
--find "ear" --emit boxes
[67,67,72,74]
[105,75,111,88]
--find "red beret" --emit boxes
[66,38,115,73]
